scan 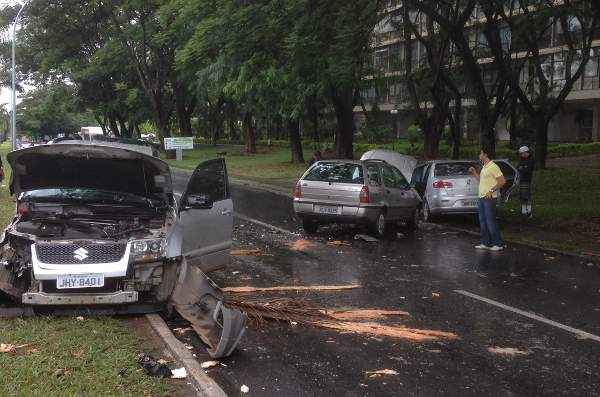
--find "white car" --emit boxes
[0,141,245,358]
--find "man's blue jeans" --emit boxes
[478,198,504,247]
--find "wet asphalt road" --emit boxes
[172,171,600,396]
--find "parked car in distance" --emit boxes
[293,158,421,237]
[410,159,519,222]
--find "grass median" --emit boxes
[0,143,175,396]
[169,143,600,254]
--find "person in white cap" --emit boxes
[517,146,535,217]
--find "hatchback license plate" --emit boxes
[56,274,105,289]
[316,205,341,215]
[463,200,478,207]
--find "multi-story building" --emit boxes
[359,1,600,143]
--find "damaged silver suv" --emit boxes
[0,142,245,358]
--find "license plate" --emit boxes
[463,200,478,207]
[56,274,105,289]
[316,205,341,215]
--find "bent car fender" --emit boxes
[169,258,245,358]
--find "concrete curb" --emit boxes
[145,314,227,397]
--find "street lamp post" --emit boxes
[11,2,26,151]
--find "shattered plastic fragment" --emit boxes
[365,369,399,376]
[201,360,220,369]
[171,367,188,379]
[137,353,173,378]
[241,385,250,393]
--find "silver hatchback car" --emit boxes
[410,159,519,222]
[293,159,421,236]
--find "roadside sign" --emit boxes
[164,137,194,150]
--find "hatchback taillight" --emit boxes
[359,186,370,204]
[293,181,302,198]
[17,203,29,216]
[432,180,453,189]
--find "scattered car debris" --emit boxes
[327,240,351,247]
[137,353,173,378]
[173,327,194,335]
[170,367,188,379]
[354,234,379,243]
[222,284,361,293]
[289,239,317,251]
[365,369,399,377]
[241,384,250,393]
[431,292,441,298]
[487,347,530,356]
[231,248,264,257]
[200,360,220,369]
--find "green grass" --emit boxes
[0,317,173,396]
[166,144,309,189]
[0,142,175,396]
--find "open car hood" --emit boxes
[360,149,418,181]
[7,142,173,202]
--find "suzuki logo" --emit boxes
[73,248,89,261]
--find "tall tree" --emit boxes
[408,0,510,157]
[483,0,600,168]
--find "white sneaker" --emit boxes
[489,245,504,252]
[475,244,489,250]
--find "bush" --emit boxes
[406,124,422,146]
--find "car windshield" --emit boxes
[434,162,478,177]
[304,162,364,184]
[22,188,163,207]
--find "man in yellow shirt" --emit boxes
[469,148,506,251]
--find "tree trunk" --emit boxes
[228,115,238,142]
[288,118,304,163]
[479,111,496,157]
[331,89,355,159]
[422,110,445,160]
[534,114,549,169]
[108,117,120,137]
[243,112,256,155]
[449,96,462,159]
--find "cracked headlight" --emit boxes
[130,238,166,263]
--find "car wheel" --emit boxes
[370,212,387,238]
[302,219,319,234]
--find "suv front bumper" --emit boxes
[22,290,139,305]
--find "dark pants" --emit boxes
[478,198,504,247]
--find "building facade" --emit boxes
[359,1,600,143]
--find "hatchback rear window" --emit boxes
[434,162,477,177]
[304,162,364,184]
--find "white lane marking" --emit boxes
[455,289,600,343]
[234,213,298,237]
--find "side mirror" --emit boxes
[184,194,213,210]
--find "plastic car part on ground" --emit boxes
[169,259,246,359]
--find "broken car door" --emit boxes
[178,158,233,270]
